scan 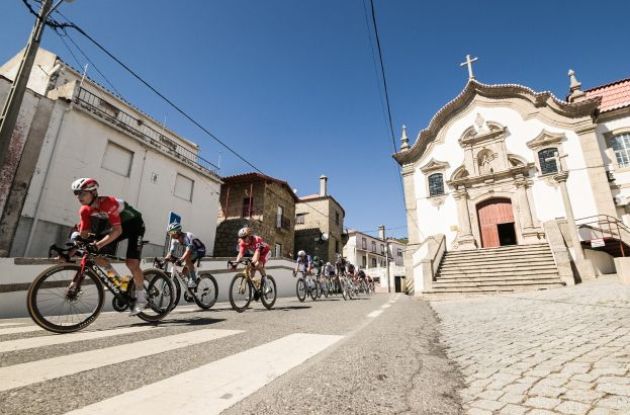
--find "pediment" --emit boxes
[393,79,600,166]
[526,129,567,149]
[419,158,450,174]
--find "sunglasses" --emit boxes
[74,190,91,196]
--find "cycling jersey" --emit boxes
[170,232,206,259]
[296,255,312,272]
[239,235,271,265]
[79,196,144,259]
[79,196,141,231]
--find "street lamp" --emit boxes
[0,0,75,173]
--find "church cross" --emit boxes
[460,54,478,80]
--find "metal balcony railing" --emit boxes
[576,214,630,256]
[75,88,218,175]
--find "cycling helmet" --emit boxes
[167,222,182,235]
[238,227,252,238]
[297,250,306,257]
[71,178,98,193]
[313,256,320,262]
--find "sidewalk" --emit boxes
[431,276,630,415]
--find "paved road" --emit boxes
[431,277,630,415]
[0,293,461,415]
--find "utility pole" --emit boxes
[0,0,54,171]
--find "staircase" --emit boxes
[423,243,565,298]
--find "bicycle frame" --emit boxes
[73,253,132,303]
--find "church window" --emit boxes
[611,133,630,167]
[538,148,559,175]
[428,173,444,196]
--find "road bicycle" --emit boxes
[27,238,174,333]
[294,269,320,302]
[153,257,218,310]
[227,258,277,312]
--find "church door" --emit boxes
[477,198,516,248]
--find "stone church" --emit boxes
[395,59,630,296]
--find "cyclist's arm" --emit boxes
[96,224,122,250]
[181,246,193,263]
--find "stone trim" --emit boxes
[393,79,600,165]
[526,129,566,150]
[419,158,450,174]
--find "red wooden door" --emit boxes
[477,198,514,248]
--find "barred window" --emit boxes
[611,133,630,167]
[538,148,558,175]
[428,173,444,196]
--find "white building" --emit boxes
[0,48,222,257]
[395,64,630,296]
[343,226,406,292]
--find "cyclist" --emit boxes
[233,226,270,280]
[165,223,206,288]
[311,255,325,294]
[294,250,312,276]
[71,178,147,316]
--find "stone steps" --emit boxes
[423,243,564,298]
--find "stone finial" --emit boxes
[400,125,409,151]
[567,69,586,102]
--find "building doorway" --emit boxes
[477,198,516,248]
[394,276,404,293]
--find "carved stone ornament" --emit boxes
[419,158,450,174]
[526,129,566,150]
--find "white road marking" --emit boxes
[0,328,242,392]
[65,333,343,415]
[367,309,383,318]
[0,326,161,353]
[0,326,43,336]
[0,322,27,328]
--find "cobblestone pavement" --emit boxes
[431,277,630,415]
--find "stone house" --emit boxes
[214,172,297,258]
[294,175,346,262]
[0,48,222,257]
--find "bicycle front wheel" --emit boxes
[261,275,277,310]
[27,264,104,333]
[194,273,218,309]
[296,278,307,302]
[137,269,174,322]
[229,274,252,312]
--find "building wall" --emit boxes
[9,90,221,258]
[343,233,406,290]
[214,180,295,258]
[295,197,345,262]
[410,101,600,249]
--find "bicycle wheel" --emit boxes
[296,278,307,302]
[309,279,319,301]
[261,275,277,310]
[27,264,104,333]
[137,269,175,322]
[194,273,218,309]
[229,273,252,312]
[170,275,183,311]
[340,278,348,301]
[346,279,355,300]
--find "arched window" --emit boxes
[428,173,444,196]
[610,133,630,167]
[538,148,558,175]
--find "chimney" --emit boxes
[319,175,328,196]
[378,225,385,240]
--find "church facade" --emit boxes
[395,67,630,295]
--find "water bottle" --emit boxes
[119,275,131,292]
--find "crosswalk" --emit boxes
[0,321,344,414]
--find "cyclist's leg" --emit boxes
[124,220,146,312]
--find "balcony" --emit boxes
[75,87,218,176]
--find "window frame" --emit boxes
[609,132,630,168]
[173,173,194,202]
[101,140,134,177]
[428,173,445,197]
[537,147,559,176]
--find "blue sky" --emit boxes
[2,0,630,238]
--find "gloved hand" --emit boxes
[86,242,99,254]
[175,259,183,267]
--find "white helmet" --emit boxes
[297,250,306,257]
[71,177,99,193]
[238,227,252,238]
